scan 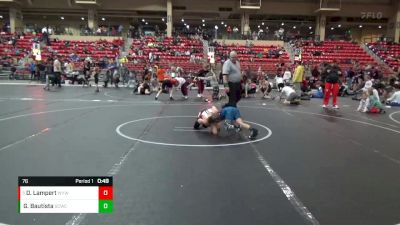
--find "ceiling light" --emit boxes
[221,21,224,25]
[359,25,363,28]
[378,25,382,29]
[0,15,3,19]
[145,22,148,25]
[224,24,227,27]
[202,24,205,27]
[81,17,85,21]
[142,19,145,22]
[102,17,106,21]
[181,18,184,22]
[261,22,264,25]
[60,16,64,20]
[162,18,165,22]
[202,19,205,23]
[281,22,284,26]
[331,27,334,30]
[293,26,296,29]
[338,24,341,28]
[215,25,218,30]
[309,26,312,29]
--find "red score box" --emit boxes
[99,186,113,200]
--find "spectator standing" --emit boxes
[53,57,62,87]
[29,61,36,80]
[10,65,16,80]
[346,67,355,89]
[118,25,123,34]
[196,63,210,98]
[83,60,91,77]
[292,61,305,95]
[311,66,320,79]
[323,63,341,109]
[222,51,242,107]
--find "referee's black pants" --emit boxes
[226,82,241,107]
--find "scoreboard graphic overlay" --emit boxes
[18,177,113,213]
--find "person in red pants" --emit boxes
[196,63,210,98]
[175,76,189,99]
[322,63,341,109]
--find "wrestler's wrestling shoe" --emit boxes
[193,121,201,130]
[224,120,235,131]
[249,128,258,140]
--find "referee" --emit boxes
[222,51,242,107]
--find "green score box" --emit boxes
[99,200,113,213]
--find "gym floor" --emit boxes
[0,83,399,225]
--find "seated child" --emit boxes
[138,82,151,95]
[259,75,272,99]
[357,89,369,112]
[280,84,301,104]
[244,82,257,97]
[386,90,400,106]
[366,89,386,113]
[308,81,324,98]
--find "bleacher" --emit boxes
[367,42,400,69]
[0,33,122,60]
[214,45,290,75]
[296,40,397,75]
[300,41,375,64]
[127,36,204,73]
[0,33,124,78]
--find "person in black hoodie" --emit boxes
[322,62,341,109]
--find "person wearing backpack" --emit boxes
[323,63,341,109]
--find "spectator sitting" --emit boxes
[83,48,91,54]
[308,81,324,98]
[283,68,292,83]
[386,90,400,106]
[312,51,322,56]
[366,89,386,113]
[362,76,373,91]
[382,77,397,103]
